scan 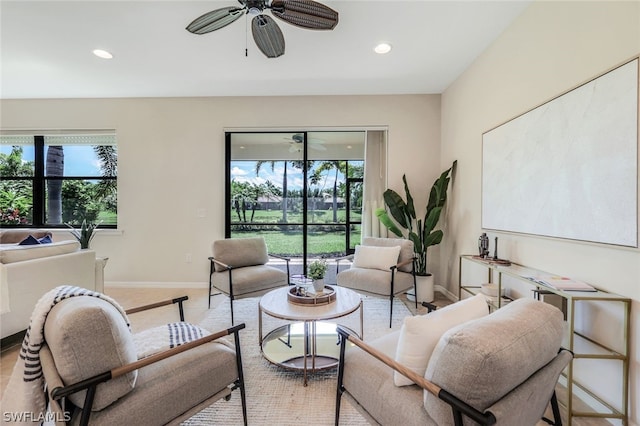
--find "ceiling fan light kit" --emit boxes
[186,0,338,58]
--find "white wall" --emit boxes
[0,94,441,284]
[440,1,639,424]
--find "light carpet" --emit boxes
[182,294,411,426]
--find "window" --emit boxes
[0,132,117,227]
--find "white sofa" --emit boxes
[1,235,100,339]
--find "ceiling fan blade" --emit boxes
[270,0,338,30]
[252,15,285,58]
[186,6,245,34]
[309,143,326,151]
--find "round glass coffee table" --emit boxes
[258,286,363,386]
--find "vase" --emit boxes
[313,278,325,294]
[406,274,434,303]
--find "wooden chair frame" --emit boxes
[47,296,248,426]
[335,326,568,426]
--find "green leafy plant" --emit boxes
[65,219,102,249]
[307,259,328,280]
[375,160,456,276]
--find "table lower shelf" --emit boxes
[261,322,356,374]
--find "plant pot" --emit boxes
[406,274,434,303]
[313,278,325,294]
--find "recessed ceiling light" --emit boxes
[93,49,113,59]
[374,43,392,54]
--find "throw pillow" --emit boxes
[352,245,401,271]
[393,293,489,386]
[18,235,40,245]
[38,235,52,244]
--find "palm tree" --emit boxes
[311,161,346,222]
[45,144,117,225]
[255,160,306,222]
[46,145,64,223]
[93,145,117,199]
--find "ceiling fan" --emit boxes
[186,0,339,58]
[285,133,326,152]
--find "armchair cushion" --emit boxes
[342,331,435,426]
[44,296,138,411]
[212,237,269,272]
[337,266,414,296]
[352,244,401,271]
[211,264,287,296]
[75,340,238,425]
[393,293,489,386]
[423,298,564,424]
[362,237,414,273]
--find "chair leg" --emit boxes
[542,391,563,425]
[230,297,235,325]
[389,269,396,328]
[233,328,248,426]
[335,329,348,426]
[208,263,214,309]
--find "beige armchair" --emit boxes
[209,237,290,324]
[336,237,417,327]
[335,297,572,426]
[40,294,247,426]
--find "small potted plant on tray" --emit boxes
[307,259,328,294]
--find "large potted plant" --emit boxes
[375,161,456,301]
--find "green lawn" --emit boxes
[231,227,361,257]
[231,208,361,224]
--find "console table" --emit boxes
[458,255,630,425]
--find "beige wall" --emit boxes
[0,94,441,284]
[440,1,639,423]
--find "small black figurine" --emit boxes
[478,233,489,258]
[493,236,499,260]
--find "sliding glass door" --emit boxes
[226,131,366,275]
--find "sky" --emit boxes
[1,145,104,176]
[231,161,343,192]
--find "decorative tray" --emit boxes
[472,256,512,266]
[288,285,336,306]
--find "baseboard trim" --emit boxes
[105,281,208,289]
[435,285,458,302]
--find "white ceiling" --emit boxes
[0,0,531,99]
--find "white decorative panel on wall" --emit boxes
[482,59,638,247]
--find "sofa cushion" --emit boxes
[423,298,564,425]
[18,235,40,245]
[38,235,52,244]
[44,296,138,411]
[362,237,414,273]
[394,293,488,386]
[352,244,401,271]
[0,240,80,264]
[212,237,269,272]
[0,230,52,244]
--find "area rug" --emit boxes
[183,294,411,426]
